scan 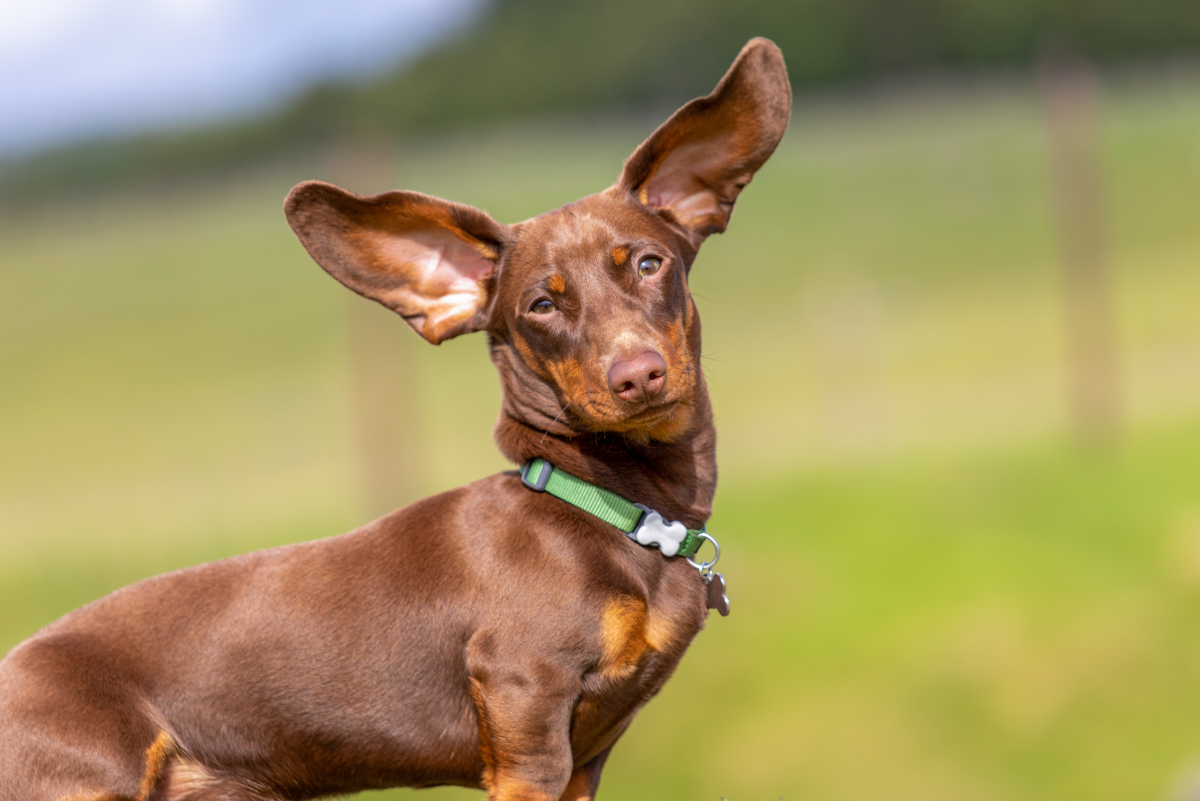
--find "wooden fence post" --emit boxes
[1039,49,1123,446]
[327,135,425,517]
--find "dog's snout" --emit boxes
[608,350,667,403]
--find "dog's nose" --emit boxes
[608,350,667,403]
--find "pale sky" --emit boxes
[0,0,486,158]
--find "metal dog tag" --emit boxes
[706,572,730,616]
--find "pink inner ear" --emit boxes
[644,137,746,232]
[369,225,496,341]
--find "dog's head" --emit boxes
[286,38,790,445]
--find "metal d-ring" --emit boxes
[686,532,720,578]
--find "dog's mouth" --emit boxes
[569,389,696,444]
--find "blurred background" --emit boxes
[2,1,1200,799]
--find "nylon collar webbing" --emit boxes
[519,457,706,559]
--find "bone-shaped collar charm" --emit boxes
[631,503,689,557]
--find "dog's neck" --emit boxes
[492,390,717,530]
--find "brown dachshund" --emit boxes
[0,38,791,801]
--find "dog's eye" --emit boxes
[531,299,557,314]
[637,256,662,278]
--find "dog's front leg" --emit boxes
[468,663,578,801]
[557,744,614,801]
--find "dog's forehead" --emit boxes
[509,192,672,269]
[535,205,618,257]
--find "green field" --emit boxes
[2,74,1199,800]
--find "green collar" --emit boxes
[519,457,714,563]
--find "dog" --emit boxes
[0,38,790,801]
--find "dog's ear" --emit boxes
[285,181,510,344]
[618,37,791,243]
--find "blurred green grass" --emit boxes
[2,75,1199,801]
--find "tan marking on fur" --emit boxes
[665,320,687,355]
[560,764,600,801]
[468,677,498,790]
[135,730,180,801]
[471,675,547,801]
[489,784,558,801]
[511,332,541,375]
[611,246,629,266]
[578,402,688,442]
[477,752,555,801]
[545,356,590,406]
[547,274,565,293]
[599,596,650,680]
[645,609,679,653]
[645,402,695,444]
[570,696,603,741]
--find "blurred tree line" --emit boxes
[3,0,1198,202]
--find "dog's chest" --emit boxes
[568,579,706,758]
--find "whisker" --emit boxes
[537,403,571,448]
[689,292,727,310]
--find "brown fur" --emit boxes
[0,39,790,801]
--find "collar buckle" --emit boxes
[520,459,553,492]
